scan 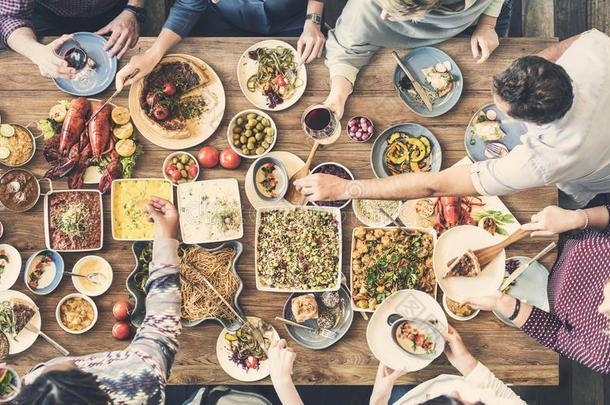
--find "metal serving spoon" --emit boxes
[64,271,105,285]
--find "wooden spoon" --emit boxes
[447,228,532,269]
[284,141,319,205]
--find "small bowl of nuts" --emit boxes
[163,152,199,186]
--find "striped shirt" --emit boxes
[521,206,610,374]
[25,238,182,404]
[0,0,121,47]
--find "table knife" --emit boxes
[500,242,556,291]
[391,51,433,112]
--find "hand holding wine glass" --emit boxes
[33,34,77,79]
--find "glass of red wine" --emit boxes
[55,39,88,71]
[301,104,341,145]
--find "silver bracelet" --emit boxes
[577,209,589,230]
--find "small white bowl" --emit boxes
[442,294,480,321]
[56,293,98,334]
[162,151,199,186]
[0,366,20,403]
[71,255,113,297]
[227,109,277,159]
[352,199,403,227]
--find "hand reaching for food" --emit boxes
[268,338,296,384]
[463,290,503,311]
[297,20,326,64]
[146,196,178,239]
[115,51,161,92]
[442,325,478,376]
[295,173,350,202]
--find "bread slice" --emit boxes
[444,249,481,278]
[291,294,318,323]
[421,66,453,97]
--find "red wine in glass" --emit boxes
[301,105,340,144]
[64,47,87,70]
[305,108,331,131]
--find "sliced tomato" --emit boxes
[162,82,176,96]
[146,91,160,106]
[245,356,258,369]
[153,106,169,120]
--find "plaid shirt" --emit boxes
[0,0,120,47]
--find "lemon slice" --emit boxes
[113,122,133,140]
[49,104,67,122]
[111,106,130,125]
[0,124,15,138]
[115,139,136,157]
[0,147,10,160]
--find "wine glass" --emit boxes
[54,39,96,91]
[301,104,342,145]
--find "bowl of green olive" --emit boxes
[163,151,199,186]
[227,109,277,159]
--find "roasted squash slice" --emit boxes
[388,132,403,144]
[406,138,427,162]
[386,140,409,165]
[419,136,431,156]
[410,161,421,172]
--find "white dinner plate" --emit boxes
[216,316,278,382]
[0,290,41,354]
[236,40,307,111]
[366,290,447,372]
[0,244,21,291]
[433,225,506,301]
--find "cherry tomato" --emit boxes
[171,170,182,181]
[112,321,131,340]
[197,146,219,168]
[162,81,176,96]
[245,355,258,369]
[153,106,169,120]
[219,148,241,169]
[146,91,160,106]
[112,300,132,321]
[165,165,176,176]
[188,164,198,177]
[275,75,286,87]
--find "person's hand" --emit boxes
[443,325,478,376]
[462,290,503,312]
[470,23,499,64]
[146,196,178,239]
[294,173,352,201]
[32,34,77,79]
[115,50,162,91]
[297,20,326,64]
[323,95,345,120]
[95,10,140,59]
[370,363,406,405]
[521,205,586,236]
[268,338,296,385]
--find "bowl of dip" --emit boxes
[71,255,113,296]
[24,249,64,295]
[252,156,288,202]
[387,314,444,362]
[56,293,98,334]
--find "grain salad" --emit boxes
[256,208,341,291]
[353,199,401,226]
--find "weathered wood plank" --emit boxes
[588,0,610,35]
[523,0,555,37]
[554,0,588,39]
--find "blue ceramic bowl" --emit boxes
[282,286,354,350]
[370,123,442,178]
[392,47,463,117]
[24,249,64,295]
[251,156,288,202]
[464,104,527,162]
[53,32,117,96]
[127,240,245,332]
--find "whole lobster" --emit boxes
[433,197,484,234]
[58,97,90,155]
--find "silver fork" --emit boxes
[484,141,509,158]
[275,316,337,339]
[284,62,302,83]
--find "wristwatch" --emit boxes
[124,5,147,24]
[305,13,322,25]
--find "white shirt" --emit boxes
[395,362,526,405]
[471,29,610,209]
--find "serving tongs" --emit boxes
[391,51,433,112]
[180,265,269,355]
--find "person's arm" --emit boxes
[470,12,500,63]
[522,205,610,236]
[95,0,146,59]
[268,339,304,405]
[114,0,206,91]
[129,197,181,378]
[297,0,325,64]
[1,0,34,49]
[464,362,527,403]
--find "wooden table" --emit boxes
[0,37,559,386]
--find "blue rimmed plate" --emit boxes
[393,47,463,117]
[371,123,442,178]
[24,249,64,295]
[282,286,353,350]
[465,103,527,162]
[53,32,117,96]
[493,256,550,327]
[127,240,244,331]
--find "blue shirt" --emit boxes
[164,0,321,37]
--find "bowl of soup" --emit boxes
[71,255,113,297]
[24,249,64,295]
[56,293,98,334]
[252,156,288,201]
[389,316,444,361]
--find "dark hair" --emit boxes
[493,55,573,125]
[419,395,486,405]
[14,368,110,405]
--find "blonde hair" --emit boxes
[374,0,442,18]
